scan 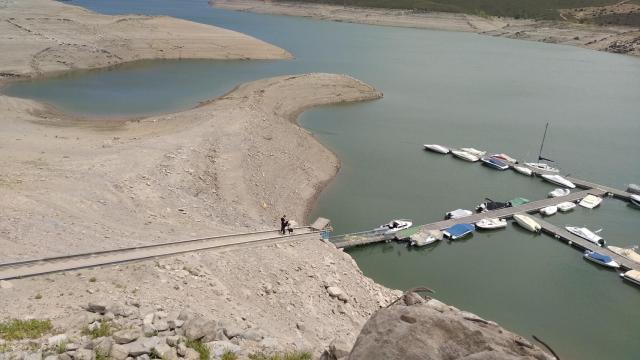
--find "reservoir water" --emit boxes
[5,1,640,358]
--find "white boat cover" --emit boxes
[540,206,557,216]
[549,188,570,198]
[513,166,533,176]
[460,147,486,157]
[514,214,541,232]
[557,202,576,212]
[579,195,603,209]
[627,184,640,195]
[608,246,640,264]
[623,270,640,283]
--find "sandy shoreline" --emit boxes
[212,0,640,57]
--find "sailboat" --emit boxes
[524,123,560,173]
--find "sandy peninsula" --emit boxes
[0,0,291,81]
[212,0,640,57]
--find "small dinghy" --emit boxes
[627,184,640,195]
[513,214,541,232]
[541,174,576,189]
[410,230,443,247]
[524,162,559,173]
[460,147,486,157]
[475,218,507,230]
[630,194,640,208]
[481,156,509,171]
[620,270,640,287]
[443,223,475,240]
[584,251,620,268]
[491,153,517,164]
[513,165,533,176]
[475,199,511,213]
[451,150,480,162]
[579,194,603,209]
[565,226,605,246]
[423,144,450,154]
[608,246,640,264]
[540,206,558,216]
[557,201,577,212]
[548,188,570,198]
[445,209,473,220]
[373,219,413,235]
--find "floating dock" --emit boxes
[332,189,606,249]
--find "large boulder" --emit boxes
[183,318,218,341]
[348,298,555,360]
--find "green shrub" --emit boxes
[81,320,112,339]
[248,351,312,360]
[221,349,238,360]
[0,319,53,340]
[185,339,210,360]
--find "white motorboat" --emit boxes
[491,153,517,164]
[579,194,603,209]
[373,219,413,235]
[584,251,620,269]
[460,147,486,157]
[513,214,541,232]
[410,230,443,247]
[445,209,473,220]
[540,206,558,216]
[475,218,507,230]
[608,246,640,264]
[548,188,570,198]
[541,174,576,189]
[565,226,605,246]
[621,270,640,287]
[423,144,450,154]
[513,165,533,176]
[627,184,640,195]
[524,162,559,173]
[451,150,480,162]
[630,194,640,208]
[557,201,577,212]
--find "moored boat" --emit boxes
[423,144,450,154]
[630,194,640,208]
[513,214,541,232]
[620,270,640,287]
[540,206,558,216]
[524,162,559,173]
[481,156,509,171]
[475,218,507,230]
[475,199,511,213]
[491,153,517,164]
[445,209,473,220]
[513,165,533,176]
[541,174,576,189]
[565,226,605,247]
[608,246,640,264]
[443,223,475,240]
[460,147,486,157]
[451,150,480,162]
[627,184,640,195]
[373,219,413,235]
[548,188,570,198]
[409,230,443,247]
[579,194,603,209]
[584,251,620,268]
[557,201,577,212]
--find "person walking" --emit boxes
[280,215,287,235]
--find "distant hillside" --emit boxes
[279,0,640,20]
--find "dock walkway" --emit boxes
[535,218,637,271]
[332,189,606,249]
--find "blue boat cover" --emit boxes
[446,223,475,237]
[588,251,612,263]
[488,157,507,166]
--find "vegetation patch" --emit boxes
[0,319,53,340]
[185,339,210,360]
[82,320,112,339]
[248,351,312,360]
[221,349,238,360]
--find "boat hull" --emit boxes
[540,206,557,216]
[475,218,507,230]
[557,202,576,212]
[513,166,533,176]
[541,174,576,189]
[451,150,479,162]
[584,252,620,268]
[424,144,449,154]
[481,157,509,170]
[513,215,541,232]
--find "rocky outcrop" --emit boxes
[347,292,555,360]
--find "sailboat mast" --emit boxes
[538,122,549,161]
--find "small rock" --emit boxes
[44,356,59,360]
[165,336,181,348]
[260,337,279,351]
[94,337,113,356]
[142,313,154,326]
[87,302,107,314]
[113,329,141,344]
[223,325,242,339]
[24,352,42,360]
[0,280,14,289]
[74,349,94,360]
[239,328,263,341]
[167,319,184,329]
[153,320,169,332]
[183,318,217,341]
[206,341,241,358]
[47,334,68,346]
[329,338,351,359]
[182,348,199,360]
[296,322,306,332]
[326,287,348,302]
[109,344,129,360]
[152,343,177,360]
[58,354,72,360]
[176,343,187,357]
